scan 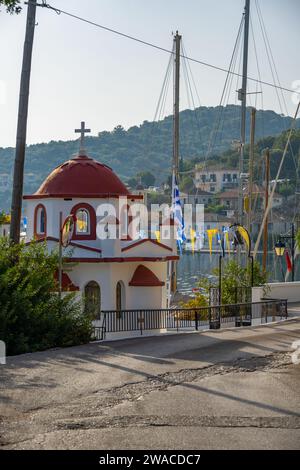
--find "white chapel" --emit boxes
[24,123,178,316]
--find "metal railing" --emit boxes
[92,299,288,340]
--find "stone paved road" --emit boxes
[0,319,300,450]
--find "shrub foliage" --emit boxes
[0,239,92,355]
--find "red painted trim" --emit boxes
[54,271,80,291]
[63,256,179,263]
[33,204,47,240]
[129,265,165,287]
[26,236,102,254]
[71,203,96,241]
[122,238,172,252]
[23,194,143,200]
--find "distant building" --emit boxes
[215,185,283,212]
[251,211,290,237]
[180,189,214,206]
[194,165,239,193]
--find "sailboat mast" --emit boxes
[169,31,181,299]
[238,0,250,222]
[173,31,181,179]
[247,107,256,232]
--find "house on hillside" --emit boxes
[180,189,214,207]
[194,165,239,193]
[215,185,283,212]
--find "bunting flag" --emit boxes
[225,230,231,253]
[207,228,219,256]
[223,226,231,254]
[190,228,196,253]
[172,171,186,244]
[155,230,161,243]
[285,250,292,272]
[236,225,251,256]
[244,195,249,213]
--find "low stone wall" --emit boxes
[252,281,300,303]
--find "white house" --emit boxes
[194,165,239,193]
[24,123,178,318]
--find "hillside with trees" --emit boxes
[0,105,299,211]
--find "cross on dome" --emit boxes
[75,121,91,156]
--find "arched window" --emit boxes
[84,281,101,318]
[71,203,96,240]
[116,281,125,317]
[76,209,89,234]
[34,204,47,238]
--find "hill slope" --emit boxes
[0,105,299,211]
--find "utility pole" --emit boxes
[10,0,37,243]
[238,0,250,224]
[247,107,256,232]
[173,31,181,179]
[262,148,270,272]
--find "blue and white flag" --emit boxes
[172,171,186,243]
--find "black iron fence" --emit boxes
[93,299,288,340]
[209,286,252,307]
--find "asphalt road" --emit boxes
[0,319,300,450]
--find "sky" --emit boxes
[0,0,299,148]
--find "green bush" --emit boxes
[181,259,268,308]
[0,239,92,355]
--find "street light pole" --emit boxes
[275,222,296,282]
[291,223,295,282]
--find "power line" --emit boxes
[29,1,296,96]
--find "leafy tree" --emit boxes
[0,239,92,355]
[179,175,194,193]
[137,171,156,188]
[112,125,125,136]
[146,192,170,209]
[0,211,10,224]
[206,203,227,214]
[0,0,21,14]
[127,176,138,189]
[278,182,295,198]
[296,230,300,251]
[182,259,268,307]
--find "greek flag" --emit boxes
[172,171,186,243]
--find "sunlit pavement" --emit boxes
[0,318,299,450]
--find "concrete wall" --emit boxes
[252,281,300,303]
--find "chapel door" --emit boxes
[85,281,101,319]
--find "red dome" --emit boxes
[24,154,137,199]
